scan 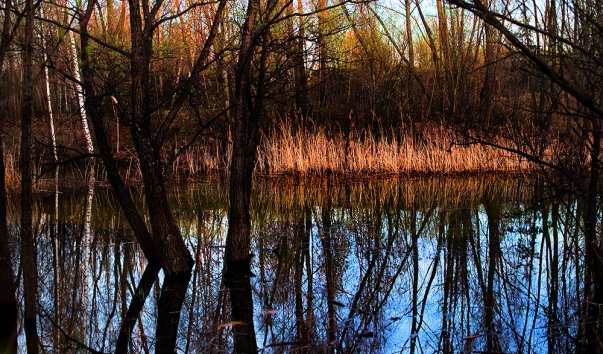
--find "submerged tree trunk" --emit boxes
[127,0,194,276]
[20,0,39,350]
[78,1,192,350]
[0,134,17,353]
[44,38,62,345]
[0,0,18,350]
[223,1,265,352]
[584,127,603,351]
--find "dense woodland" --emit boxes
[0,0,602,352]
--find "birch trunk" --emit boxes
[69,30,94,155]
[41,14,62,346]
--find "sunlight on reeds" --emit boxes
[3,149,20,191]
[257,119,532,176]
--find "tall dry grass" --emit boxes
[2,119,561,188]
[3,150,20,190]
[257,120,533,176]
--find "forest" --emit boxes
[0,0,602,352]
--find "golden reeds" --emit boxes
[3,149,20,191]
[257,120,532,176]
[2,118,561,189]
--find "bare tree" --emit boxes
[0,0,19,351]
[445,0,603,348]
[20,0,40,349]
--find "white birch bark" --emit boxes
[69,26,95,343]
[40,7,61,344]
[68,30,94,155]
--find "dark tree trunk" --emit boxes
[0,9,19,342]
[225,128,258,354]
[410,211,419,354]
[79,0,161,268]
[292,0,308,117]
[480,0,496,125]
[317,0,328,113]
[584,127,603,352]
[224,76,259,353]
[0,134,17,353]
[20,0,39,350]
[78,0,195,350]
[223,1,267,352]
[128,0,193,276]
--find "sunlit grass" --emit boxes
[257,119,531,176]
[3,118,560,190]
[3,149,20,191]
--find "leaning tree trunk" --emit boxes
[127,0,193,276]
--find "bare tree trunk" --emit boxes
[223,1,267,352]
[292,0,308,117]
[584,127,603,352]
[317,0,328,112]
[480,0,496,124]
[0,0,18,350]
[21,0,39,350]
[0,134,17,353]
[68,30,94,155]
[41,19,62,345]
[80,162,95,341]
[127,0,193,276]
[405,0,416,130]
[77,2,191,351]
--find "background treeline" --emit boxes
[0,0,592,179]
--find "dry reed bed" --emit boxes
[2,150,20,191]
[3,121,558,191]
[257,122,533,176]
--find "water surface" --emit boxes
[12,177,595,353]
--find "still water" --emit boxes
[10,177,597,352]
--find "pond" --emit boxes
[9,176,597,352]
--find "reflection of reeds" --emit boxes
[171,175,533,215]
[250,175,531,214]
[257,120,532,176]
[22,176,533,236]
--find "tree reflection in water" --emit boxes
[11,177,600,352]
